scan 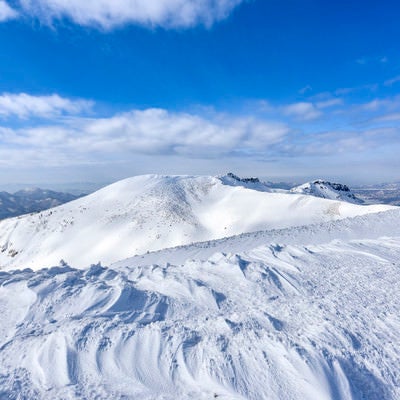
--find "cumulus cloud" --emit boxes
[16,0,244,29]
[0,107,290,166]
[82,109,288,155]
[0,0,18,21]
[0,93,93,119]
[2,92,400,172]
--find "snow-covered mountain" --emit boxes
[0,188,78,220]
[1,209,399,399]
[0,174,392,270]
[218,172,273,192]
[291,180,364,204]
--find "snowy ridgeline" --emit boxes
[0,234,399,399]
[0,175,393,271]
[0,174,399,400]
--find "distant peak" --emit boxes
[224,172,260,184]
[312,180,351,192]
[291,180,363,204]
[218,173,272,193]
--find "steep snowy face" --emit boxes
[0,175,393,270]
[291,180,363,204]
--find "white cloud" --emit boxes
[82,109,288,154]
[334,84,378,96]
[0,0,18,21]
[17,0,244,29]
[2,93,399,177]
[374,113,400,122]
[357,96,400,113]
[315,98,343,109]
[0,93,93,119]
[280,127,400,157]
[0,108,290,166]
[282,102,322,121]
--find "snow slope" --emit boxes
[291,180,364,204]
[116,208,400,268]
[0,226,399,399]
[0,175,393,270]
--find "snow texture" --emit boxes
[0,232,399,399]
[0,174,399,399]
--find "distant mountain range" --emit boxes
[0,188,80,220]
[352,182,400,206]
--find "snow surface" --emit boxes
[0,174,399,399]
[115,208,400,268]
[0,228,399,399]
[0,175,393,270]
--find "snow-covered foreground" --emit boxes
[1,229,400,399]
[1,175,399,399]
[0,175,393,270]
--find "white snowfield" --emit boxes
[0,175,399,400]
[0,175,393,270]
[0,228,399,399]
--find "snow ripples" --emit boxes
[1,237,399,399]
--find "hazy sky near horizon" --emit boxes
[0,0,400,186]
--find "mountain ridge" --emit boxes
[0,174,393,271]
[291,179,364,204]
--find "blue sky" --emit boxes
[0,0,400,187]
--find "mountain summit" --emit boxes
[291,179,364,204]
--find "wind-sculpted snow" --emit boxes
[1,236,400,399]
[117,208,400,267]
[0,175,394,271]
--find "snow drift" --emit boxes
[0,231,399,399]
